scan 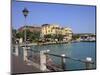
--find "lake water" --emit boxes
[31,42,96,70]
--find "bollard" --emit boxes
[40,50,47,71]
[46,49,50,53]
[85,57,93,70]
[14,45,19,56]
[61,54,66,70]
[22,47,28,62]
[46,49,50,57]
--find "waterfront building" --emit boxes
[62,27,73,41]
[41,24,59,35]
[41,24,73,41]
[18,26,41,33]
[73,33,96,42]
[16,26,41,43]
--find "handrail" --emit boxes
[45,53,94,64]
[24,47,94,65]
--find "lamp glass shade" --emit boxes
[23,8,29,17]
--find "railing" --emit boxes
[45,53,95,70]
[12,44,95,72]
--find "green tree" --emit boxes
[16,31,24,39]
[12,29,17,44]
[44,34,52,41]
[31,31,40,42]
[56,34,64,41]
[72,34,80,40]
[44,34,52,38]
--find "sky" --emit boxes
[12,0,96,33]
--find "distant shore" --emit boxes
[19,40,96,47]
[19,41,69,46]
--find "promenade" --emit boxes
[11,54,41,74]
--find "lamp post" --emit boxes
[22,8,29,62]
[22,8,29,48]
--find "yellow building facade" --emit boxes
[62,27,73,41]
[41,24,73,41]
[41,24,59,35]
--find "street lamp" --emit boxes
[23,8,29,18]
[22,8,29,47]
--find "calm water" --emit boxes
[31,42,96,70]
